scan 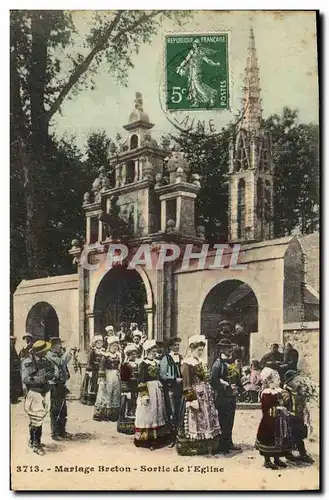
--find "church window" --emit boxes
[237,179,245,239]
[130,134,138,150]
[126,160,135,184]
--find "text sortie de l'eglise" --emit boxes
[51,465,225,474]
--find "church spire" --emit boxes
[240,27,262,132]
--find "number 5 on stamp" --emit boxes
[165,33,229,111]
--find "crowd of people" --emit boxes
[10,324,314,469]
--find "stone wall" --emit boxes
[283,322,320,382]
[298,233,319,293]
[13,274,79,352]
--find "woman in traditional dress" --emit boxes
[134,340,168,449]
[255,367,293,469]
[117,344,139,434]
[93,336,121,422]
[131,329,143,363]
[176,335,220,456]
[80,335,104,406]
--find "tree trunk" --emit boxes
[23,11,51,277]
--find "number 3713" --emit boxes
[16,465,40,472]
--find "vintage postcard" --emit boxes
[10,10,320,491]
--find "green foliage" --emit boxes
[265,107,319,236]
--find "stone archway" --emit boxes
[26,301,59,341]
[200,279,258,367]
[92,266,153,337]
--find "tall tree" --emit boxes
[265,107,319,236]
[10,10,190,278]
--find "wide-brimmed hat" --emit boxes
[22,332,33,340]
[31,340,52,356]
[217,338,236,348]
[50,337,64,345]
[105,325,114,334]
[168,337,181,347]
[131,330,142,338]
[284,370,300,384]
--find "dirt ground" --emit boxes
[10,400,320,491]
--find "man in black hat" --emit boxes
[46,337,72,440]
[282,371,314,464]
[21,340,56,455]
[19,333,34,360]
[159,337,183,447]
[211,338,242,454]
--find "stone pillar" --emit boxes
[98,218,103,242]
[78,264,85,352]
[87,312,95,341]
[144,305,154,339]
[175,196,182,231]
[160,200,166,231]
[156,269,164,341]
[163,264,174,341]
[245,173,255,239]
[86,217,91,244]
[179,194,196,235]
[87,310,101,341]
[121,163,127,185]
[229,177,238,240]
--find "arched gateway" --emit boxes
[26,301,59,341]
[201,279,258,367]
[93,266,152,336]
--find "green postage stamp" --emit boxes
[165,33,229,111]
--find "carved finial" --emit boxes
[83,192,90,205]
[135,92,143,111]
[166,219,176,234]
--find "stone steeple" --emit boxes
[228,27,274,243]
[240,27,262,133]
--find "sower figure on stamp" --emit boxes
[211,339,242,454]
[46,337,72,441]
[21,340,55,455]
[159,337,183,447]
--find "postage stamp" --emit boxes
[165,33,230,111]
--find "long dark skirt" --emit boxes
[255,414,293,457]
[117,392,137,435]
[80,371,98,406]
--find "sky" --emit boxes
[50,10,319,150]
